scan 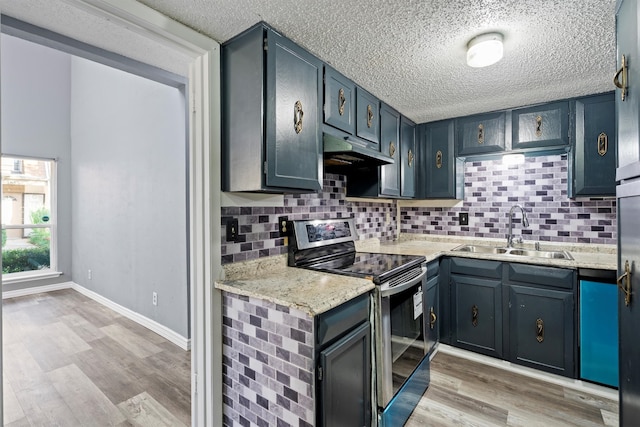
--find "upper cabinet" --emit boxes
[512,101,569,150]
[324,67,356,135]
[571,93,616,197]
[356,87,380,147]
[457,111,506,156]
[420,120,463,199]
[616,0,640,181]
[400,116,417,198]
[379,104,401,197]
[222,23,322,193]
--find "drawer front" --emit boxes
[450,257,502,279]
[316,292,370,348]
[324,67,355,134]
[512,101,569,149]
[507,263,575,290]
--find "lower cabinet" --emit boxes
[316,293,371,427]
[445,257,577,378]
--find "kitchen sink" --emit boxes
[452,245,573,260]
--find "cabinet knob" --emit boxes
[618,260,632,307]
[597,132,608,156]
[477,124,484,144]
[429,307,437,330]
[389,141,396,158]
[471,304,479,327]
[535,115,543,137]
[614,54,628,102]
[338,88,346,116]
[367,104,374,128]
[436,150,443,169]
[294,100,304,134]
[407,149,414,167]
[536,318,544,343]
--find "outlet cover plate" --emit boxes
[459,212,469,226]
[226,218,239,242]
[278,216,289,237]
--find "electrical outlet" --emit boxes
[226,218,239,242]
[278,216,289,237]
[152,292,158,306]
[88,269,92,280]
[459,212,469,226]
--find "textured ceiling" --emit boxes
[2,0,618,123]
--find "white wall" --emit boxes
[0,34,73,288]
[70,56,188,336]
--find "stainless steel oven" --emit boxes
[288,218,430,426]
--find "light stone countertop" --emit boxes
[216,234,617,315]
[215,254,374,316]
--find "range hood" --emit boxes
[323,133,394,168]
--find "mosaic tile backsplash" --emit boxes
[402,154,617,245]
[222,292,315,427]
[221,173,396,264]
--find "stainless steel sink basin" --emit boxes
[452,245,573,260]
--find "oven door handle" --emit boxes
[379,266,427,298]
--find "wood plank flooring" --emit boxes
[2,289,191,426]
[406,349,619,427]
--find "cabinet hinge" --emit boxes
[318,366,323,381]
[264,38,268,51]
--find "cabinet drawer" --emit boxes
[316,293,369,348]
[512,101,569,149]
[356,87,380,145]
[507,263,575,290]
[450,257,502,279]
[324,67,355,134]
[457,112,506,156]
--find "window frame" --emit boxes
[1,155,60,284]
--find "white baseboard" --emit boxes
[435,343,618,401]
[3,281,190,351]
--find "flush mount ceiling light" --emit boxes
[466,32,504,68]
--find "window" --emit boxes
[1,156,57,281]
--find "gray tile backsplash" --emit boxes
[402,154,617,245]
[221,154,617,264]
[221,173,396,264]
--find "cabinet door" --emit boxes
[265,30,322,191]
[319,321,371,427]
[356,87,380,145]
[423,120,458,198]
[573,93,616,197]
[451,274,502,358]
[425,274,439,354]
[324,67,355,134]
[616,0,640,181]
[400,117,416,198]
[457,112,506,156]
[507,285,574,377]
[379,105,401,197]
[512,101,569,150]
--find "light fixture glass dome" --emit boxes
[466,32,504,68]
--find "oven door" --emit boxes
[375,265,428,410]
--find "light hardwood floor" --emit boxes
[2,289,191,426]
[406,349,619,427]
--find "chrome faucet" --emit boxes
[507,204,530,247]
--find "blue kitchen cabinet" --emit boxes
[457,111,506,156]
[580,278,619,387]
[356,87,380,147]
[616,0,640,182]
[420,120,464,199]
[512,101,569,150]
[571,93,616,197]
[450,258,503,359]
[400,116,416,198]
[324,66,356,134]
[222,23,322,193]
[504,263,576,378]
[379,104,401,197]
